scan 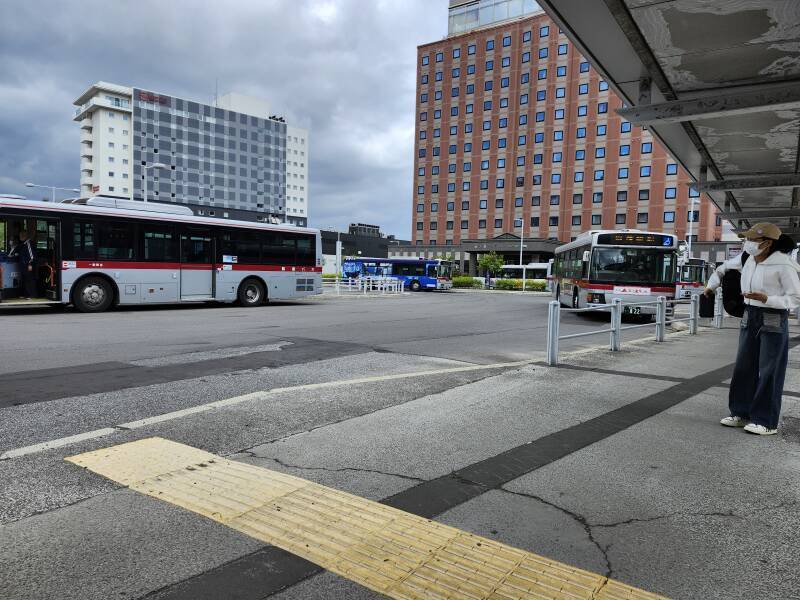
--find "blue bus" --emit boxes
[341,257,452,291]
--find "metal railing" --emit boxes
[324,277,405,295]
[546,289,724,366]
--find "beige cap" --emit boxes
[738,222,781,240]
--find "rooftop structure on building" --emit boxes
[348,223,383,238]
[73,82,309,226]
[411,5,721,248]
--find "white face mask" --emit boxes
[743,240,766,256]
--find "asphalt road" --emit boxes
[2,291,796,600]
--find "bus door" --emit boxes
[180,230,215,299]
[35,218,60,300]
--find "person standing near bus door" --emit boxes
[704,224,800,435]
[10,230,36,298]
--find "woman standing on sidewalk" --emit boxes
[704,223,800,435]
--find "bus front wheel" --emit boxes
[409,280,422,292]
[73,276,114,313]
[238,278,266,307]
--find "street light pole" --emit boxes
[517,218,526,291]
[25,183,80,202]
[141,163,168,203]
[687,194,696,257]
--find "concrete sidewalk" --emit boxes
[2,319,798,600]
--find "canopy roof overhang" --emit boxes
[537,0,800,241]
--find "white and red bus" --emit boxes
[552,230,678,319]
[676,258,712,299]
[0,195,321,312]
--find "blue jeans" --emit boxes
[729,306,789,429]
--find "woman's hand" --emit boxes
[743,291,768,303]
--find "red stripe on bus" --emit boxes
[68,260,321,272]
[573,280,676,293]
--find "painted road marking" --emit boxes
[66,437,668,600]
[0,360,530,461]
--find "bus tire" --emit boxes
[409,280,422,292]
[72,275,115,313]
[238,278,266,307]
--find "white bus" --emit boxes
[552,230,678,319]
[0,196,321,312]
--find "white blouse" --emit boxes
[707,251,800,310]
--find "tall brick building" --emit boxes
[410,2,721,251]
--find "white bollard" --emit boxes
[655,296,666,342]
[546,301,561,366]
[610,298,622,351]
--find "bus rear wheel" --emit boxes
[409,280,422,292]
[73,276,114,313]
[238,278,266,307]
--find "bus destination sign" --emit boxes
[597,233,673,247]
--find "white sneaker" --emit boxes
[743,423,777,436]
[720,416,747,427]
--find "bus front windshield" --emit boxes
[437,262,452,278]
[590,248,675,285]
[679,265,704,283]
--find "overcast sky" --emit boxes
[0,0,448,238]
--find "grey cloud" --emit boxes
[0,0,447,237]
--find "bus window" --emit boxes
[426,264,437,278]
[72,221,96,259]
[143,227,179,262]
[97,221,136,260]
[296,235,315,266]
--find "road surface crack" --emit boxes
[499,487,613,578]
[249,455,425,483]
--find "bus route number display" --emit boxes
[597,233,673,247]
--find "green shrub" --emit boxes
[322,273,338,280]
[452,275,481,288]
[493,279,548,291]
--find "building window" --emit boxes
[416,222,424,230]
[551,173,561,184]
[688,210,700,222]
[532,195,541,206]
[577,105,587,116]
[420,112,427,121]
[431,202,438,212]
[664,211,675,223]
[639,189,650,201]
[575,149,585,160]
[521,72,529,84]
[518,135,526,145]
[579,83,588,94]
[594,170,604,181]
[592,214,601,225]
[453,47,461,58]
[621,121,632,133]
[534,153,543,164]
[573,193,583,205]
[537,89,546,101]
[495,218,503,228]
[485,80,493,91]
[496,178,505,189]
[503,35,511,47]
[502,56,511,67]
[616,191,627,202]
[468,44,476,55]
[550,194,560,205]
[595,147,605,158]
[665,187,677,199]
[448,183,456,192]
[535,132,544,143]
[537,68,547,80]
[520,94,528,105]
[523,30,531,42]
[435,51,443,62]
[576,127,586,138]
[554,130,564,141]
[552,152,563,162]
[597,124,606,135]
[486,59,494,70]
[535,111,545,122]
[689,187,700,198]
[486,39,495,50]
[555,108,564,119]
[515,197,524,207]
[598,102,608,113]
[666,163,678,175]
[447,201,455,211]
[580,61,590,72]
[539,47,548,58]
[637,213,649,224]
[642,142,652,153]
[531,216,540,226]
[435,71,443,81]
[619,144,630,156]
[640,165,651,177]
[616,213,626,224]
[479,219,487,229]
[557,65,566,76]
[599,80,609,91]
[618,167,629,179]
[480,199,488,209]
[549,216,558,226]
[461,220,469,229]
[558,43,568,55]
[572,215,581,226]
[422,55,429,66]
[522,51,530,63]
[500,97,509,108]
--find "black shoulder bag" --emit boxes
[720,252,749,318]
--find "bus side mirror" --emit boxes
[582,251,590,262]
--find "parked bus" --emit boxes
[341,257,452,291]
[497,263,551,280]
[552,230,678,319]
[676,258,711,299]
[0,195,321,312]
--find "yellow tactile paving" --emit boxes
[66,438,668,600]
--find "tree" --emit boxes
[478,251,505,285]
